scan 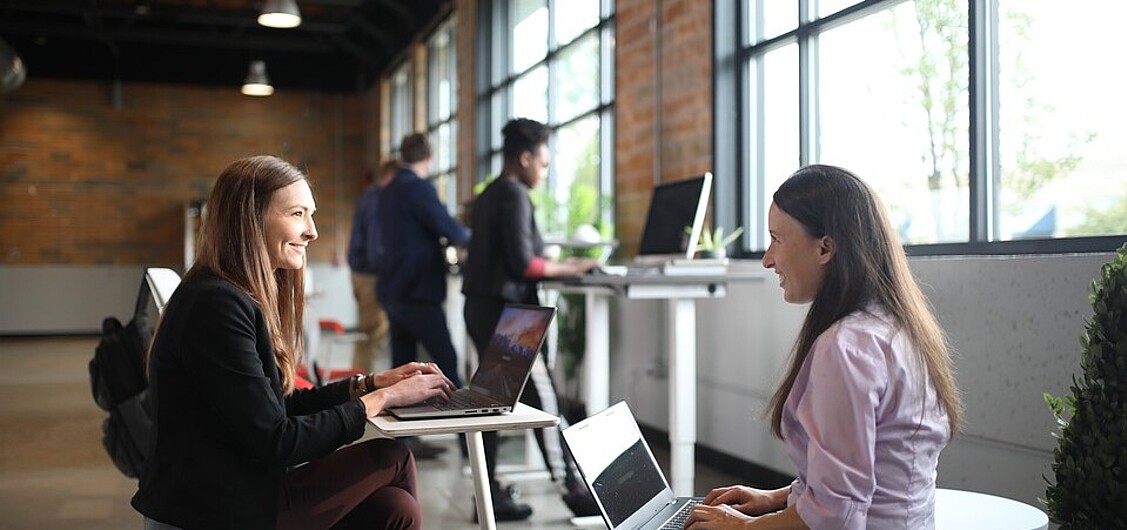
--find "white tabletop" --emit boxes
[368,402,559,437]
[935,488,1049,530]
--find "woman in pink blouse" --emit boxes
[686,165,962,530]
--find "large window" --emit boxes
[477,0,615,241]
[427,18,459,211]
[717,0,1127,253]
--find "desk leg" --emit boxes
[667,298,696,497]
[466,431,496,530]
[583,293,611,415]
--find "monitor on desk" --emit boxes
[636,172,712,262]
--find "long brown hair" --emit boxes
[187,155,309,394]
[766,165,962,438]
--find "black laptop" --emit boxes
[387,304,556,420]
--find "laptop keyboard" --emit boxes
[659,499,702,529]
[424,391,499,411]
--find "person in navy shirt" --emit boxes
[377,133,470,400]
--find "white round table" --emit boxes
[936,488,1049,530]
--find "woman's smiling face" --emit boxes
[761,202,832,304]
[264,179,317,270]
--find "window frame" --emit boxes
[714,0,1126,257]
[475,0,617,239]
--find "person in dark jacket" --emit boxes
[347,159,400,372]
[462,118,600,521]
[377,133,470,391]
[132,155,455,530]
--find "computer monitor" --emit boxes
[636,172,712,260]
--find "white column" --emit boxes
[667,297,697,497]
[583,291,611,415]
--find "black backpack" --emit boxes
[89,275,156,479]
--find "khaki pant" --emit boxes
[350,272,389,372]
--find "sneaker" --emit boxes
[472,484,533,523]
[563,483,600,517]
[405,438,447,460]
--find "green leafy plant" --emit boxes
[1042,243,1127,529]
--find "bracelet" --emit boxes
[351,374,368,398]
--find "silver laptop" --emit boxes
[563,402,704,530]
[388,304,555,420]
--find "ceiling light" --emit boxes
[258,0,301,29]
[241,61,274,96]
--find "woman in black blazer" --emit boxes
[132,155,454,530]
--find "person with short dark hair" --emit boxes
[377,133,470,458]
[462,118,600,521]
[685,165,963,530]
[132,155,455,530]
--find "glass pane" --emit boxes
[749,44,800,249]
[390,64,412,148]
[427,22,456,123]
[816,0,970,244]
[432,172,457,215]
[491,92,506,151]
[430,122,455,174]
[512,66,548,123]
[511,0,548,74]
[995,0,1127,239]
[555,33,600,123]
[816,0,863,19]
[556,0,599,47]
[746,0,798,44]
[544,115,602,238]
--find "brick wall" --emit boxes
[1,79,370,266]
[614,0,713,255]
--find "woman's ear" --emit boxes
[818,236,836,265]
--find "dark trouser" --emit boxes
[385,300,464,388]
[277,438,421,530]
[464,296,579,489]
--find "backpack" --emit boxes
[89,275,156,479]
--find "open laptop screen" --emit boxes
[469,305,554,403]
[564,402,677,529]
[592,439,667,527]
[637,172,713,259]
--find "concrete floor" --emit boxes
[0,336,743,529]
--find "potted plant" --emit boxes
[1042,243,1127,529]
[693,226,744,259]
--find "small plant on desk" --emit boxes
[691,226,744,259]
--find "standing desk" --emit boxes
[545,271,763,496]
[368,403,559,530]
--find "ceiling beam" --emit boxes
[0,1,348,33]
[0,21,334,53]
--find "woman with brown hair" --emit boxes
[132,155,454,530]
[687,165,962,530]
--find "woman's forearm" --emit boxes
[751,504,808,530]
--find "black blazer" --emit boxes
[462,175,544,304]
[131,271,367,530]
